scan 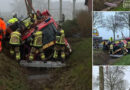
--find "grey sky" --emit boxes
[0,0,12,12]
[95,12,130,40]
[0,0,85,12]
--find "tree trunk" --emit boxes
[99,66,104,90]
[113,30,115,43]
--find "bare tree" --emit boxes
[115,80,128,90]
[104,14,124,42]
[115,12,130,37]
[93,12,103,28]
[104,66,125,90]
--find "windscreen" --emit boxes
[41,23,57,45]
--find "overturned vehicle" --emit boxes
[6,10,72,67]
[103,40,128,58]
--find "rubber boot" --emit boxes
[40,53,45,60]
[10,49,14,55]
[29,53,34,61]
[61,52,65,59]
[16,52,20,60]
[53,50,58,59]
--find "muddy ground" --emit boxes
[93,49,120,65]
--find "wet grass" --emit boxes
[0,53,29,90]
[52,38,92,90]
[111,3,130,11]
[114,55,130,65]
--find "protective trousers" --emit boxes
[53,45,65,59]
[29,47,45,61]
[10,46,21,60]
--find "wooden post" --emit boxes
[99,66,104,90]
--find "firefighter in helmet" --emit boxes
[9,28,21,60]
[8,13,18,25]
[109,43,113,54]
[123,43,127,55]
[29,30,45,61]
[53,25,66,60]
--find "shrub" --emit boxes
[62,11,92,38]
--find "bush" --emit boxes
[77,10,92,37]
[62,11,92,38]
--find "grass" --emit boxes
[111,3,130,11]
[0,53,29,90]
[52,38,92,90]
[114,55,130,65]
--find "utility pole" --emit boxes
[73,0,76,19]
[48,0,50,11]
[59,0,62,22]
[99,66,104,90]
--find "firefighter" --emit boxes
[53,25,66,61]
[9,29,21,60]
[29,31,45,61]
[109,44,113,54]
[22,13,37,30]
[123,43,128,55]
[109,37,113,42]
[8,13,18,25]
[30,13,37,24]
[0,17,6,52]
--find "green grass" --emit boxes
[114,55,130,65]
[53,38,92,90]
[111,3,130,11]
[0,53,29,90]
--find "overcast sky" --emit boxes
[0,0,85,12]
[94,12,130,40]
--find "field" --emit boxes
[111,3,130,11]
[114,55,130,65]
[0,52,29,90]
[52,38,92,90]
